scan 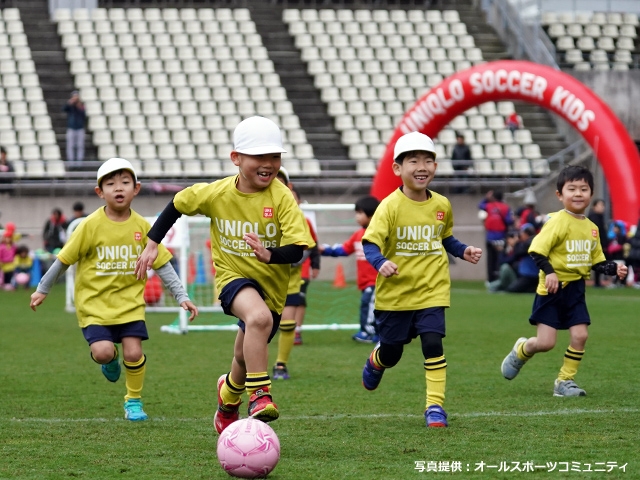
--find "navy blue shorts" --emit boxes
[82,320,148,345]
[375,307,446,345]
[299,279,310,307]
[529,279,590,330]
[285,293,302,307]
[219,278,281,343]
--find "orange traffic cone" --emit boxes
[333,263,347,288]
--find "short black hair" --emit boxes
[16,245,29,255]
[73,201,84,212]
[355,196,380,218]
[556,165,594,193]
[592,198,605,207]
[0,146,6,154]
[493,190,503,201]
[455,131,464,139]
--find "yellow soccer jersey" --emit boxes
[13,254,32,271]
[57,207,173,328]
[363,189,454,311]
[173,175,310,314]
[529,210,606,295]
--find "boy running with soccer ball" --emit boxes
[501,166,627,396]
[30,158,198,421]
[361,132,482,428]
[135,117,310,433]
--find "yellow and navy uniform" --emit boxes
[57,207,172,328]
[529,210,606,295]
[173,175,310,315]
[363,188,454,311]
[286,209,316,297]
[13,254,33,272]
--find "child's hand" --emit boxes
[244,232,270,263]
[379,260,399,278]
[181,301,199,322]
[318,244,327,254]
[311,268,320,279]
[30,292,47,311]
[135,241,159,280]
[545,272,559,294]
[617,263,628,280]
[463,246,482,264]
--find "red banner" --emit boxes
[370,60,640,225]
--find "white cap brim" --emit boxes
[235,146,287,155]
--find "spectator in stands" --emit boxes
[42,208,68,253]
[63,90,86,162]
[516,189,543,232]
[450,132,472,172]
[0,146,15,186]
[587,199,609,287]
[478,190,513,282]
[505,110,521,134]
[0,231,17,290]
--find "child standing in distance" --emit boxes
[361,132,482,428]
[30,158,198,421]
[134,116,310,433]
[501,166,627,396]
[0,231,17,290]
[271,167,317,380]
[320,196,380,343]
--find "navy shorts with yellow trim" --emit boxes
[529,279,590,330]
[285,293,302,307]
[82,320,148,345]
[375,307,446,345]
[219,278,281,342]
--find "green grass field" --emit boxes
[1,281,639,479]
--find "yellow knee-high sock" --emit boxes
[424,356,447,408]
[246,372,271,397]
[123,355,146,401]
[276,319,296,365]
[558,347,584,381]
[220,372,246,406]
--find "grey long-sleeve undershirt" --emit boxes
[37,259,190,305]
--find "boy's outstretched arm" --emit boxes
[135,200,182,279]
[30,259,70,311]
[363,240,398,277]
[320,243,349,257]
[154,262,198,321]
[442,236,482,264]
[592,260,628,280]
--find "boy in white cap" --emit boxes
[135,117,310,433]
[360,132,483,428]
[30,158,198,421]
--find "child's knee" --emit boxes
[90,342,115,363]
[420,332,443,358]
[378,343,403,367]
[570,330,588,347]
[123,348,143,363]
[245,310,273,332]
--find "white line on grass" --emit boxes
[4,407,639,424]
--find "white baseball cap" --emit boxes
[97,157,138,186]
[393,132,437,162]
[233,116,287,155]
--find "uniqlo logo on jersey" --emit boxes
[436,211,445,220]
[263,207,273,218]
[592,229,598,237]
[134,232,142,241]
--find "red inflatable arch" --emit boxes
[370,60,640,225]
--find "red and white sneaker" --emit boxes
[247,387,279,423]
[213,374,241,434]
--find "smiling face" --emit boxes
[231,151,282,193]
[392,150,437,201]
[95,170,140,217]
[556,178,592,215]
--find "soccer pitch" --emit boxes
[1,282,639,479]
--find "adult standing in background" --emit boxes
[478,190,513,282]
[63,90,86,162]
[587,199,609,287]
[42,208,68,253]
[450,132,472,172]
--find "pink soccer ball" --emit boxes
[14,272,30,286]
[217,418,280,479]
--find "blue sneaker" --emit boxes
[352,331,376,343]
[124,399,148,421]
[101,347,121,383]
[362,357,385,390]
[272,364,290,380]
[425,405,448,428]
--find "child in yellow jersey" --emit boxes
[361,132,482,428]
[134,117,310,433]
[271,167,317,380]
[30,158,198,421]
[501,166,627,396]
